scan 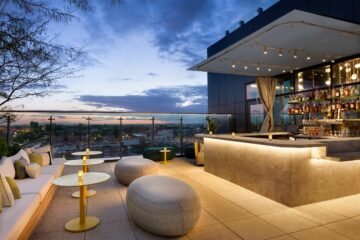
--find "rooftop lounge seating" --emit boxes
[0,150,65,240]
[114,156,158,185]
[126,175,201,237]
[143,147,176,161]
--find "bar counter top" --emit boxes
[196,132,360,148]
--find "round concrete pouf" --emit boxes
[114,157,158,185]
[126,175,201,237]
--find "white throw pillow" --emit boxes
[32,145,52,163]
[6,149,30,165]
[0,157,16,178]
[25,163,41,178]
[25,148,32,155]
[0,174,15,207]
[40,153,50,166]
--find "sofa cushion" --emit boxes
[39,153,50,166]
[16,174,53,201]
[0,193,40,240]
[5,150,30,165]
[0,174,14,207]
[31,145,52,163]
[14,159,28,179]
[5,177,20,200]
[53,157,66,165]
[0,158,15,178]
[41,164,64,178]
[29,153,43,166]
[25,163,42,179]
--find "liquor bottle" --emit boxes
[335,88,340,98]
[356,97,360,111]
[350,100,355,110]
[344,86,349,97]
[314,89,320,100]
[332,88,336,98]
[340,85,344,97]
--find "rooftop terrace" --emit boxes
[32,157,360,240]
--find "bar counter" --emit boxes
[197,133,360,206]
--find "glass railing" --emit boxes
[226,0,280,34]
[0,111,234,160]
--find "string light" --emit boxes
[293,52,297,59]
[306,56,311,60]
[232,64,236,68]
[278,50,282,57]
[256,67,260,71]
[244,66,248,70]
[268,68,271,72]
[263,47,268,55]
[322,59,326,62]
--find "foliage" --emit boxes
[0,0,120,108]
[0,138,8,157]
[7,143,20,156]
[206,118,219,133]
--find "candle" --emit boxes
[268,134,273,141]
[86,148,90,153]
[209,131,213,135]
[78,170,84,181]
[82,156,87,162]
[232,132,236,137]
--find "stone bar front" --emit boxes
[202,133,360,207]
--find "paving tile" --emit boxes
[31,231,84,240]
[186,223,241,240]
[85,220,136,240]
[293,204,346,224]
[228,194,287,216]
[196,209,220,227]
[225,216,284,240]
[325,219,360,240]
[290,226,350,240]
[268,235,296,240]
[314,195,360,218]
[259,209,317,233]
[131,221,188,240]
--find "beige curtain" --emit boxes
[256,77,277,133]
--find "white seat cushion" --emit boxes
[52,157,66,165]
[41,164,64,178]
[0,158,15,178]
[16,174,54,201]
[0,194,40,240]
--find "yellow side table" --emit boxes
[53,172,110,232]
[65,159,104,198]
[159,148,171,164]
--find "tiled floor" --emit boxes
[32,157,360,240]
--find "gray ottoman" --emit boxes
[114,157,158,185]
[126,175,201,237]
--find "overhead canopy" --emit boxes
[190,10,360,77]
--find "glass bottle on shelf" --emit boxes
[356,97,360,111]
[344,86,350,97]
[350,100,355,111]
[332,88,336,98]
[340,85,344,97]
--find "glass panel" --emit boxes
[295,65,331,91]
[276,74,294,95]
[247,101,264,132]
[332,57,360,85]
[246,83,259,99]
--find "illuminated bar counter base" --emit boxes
[198,133,360,207]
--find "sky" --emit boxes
[10,0,266,113]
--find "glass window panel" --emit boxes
[295,65,331,91]
[246,83,259,99]
[332,58,360,85]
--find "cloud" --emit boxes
[81,0,263,66]
[77,85,207,112]
[147,72,157,77]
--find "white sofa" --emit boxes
[0,157,65,240]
